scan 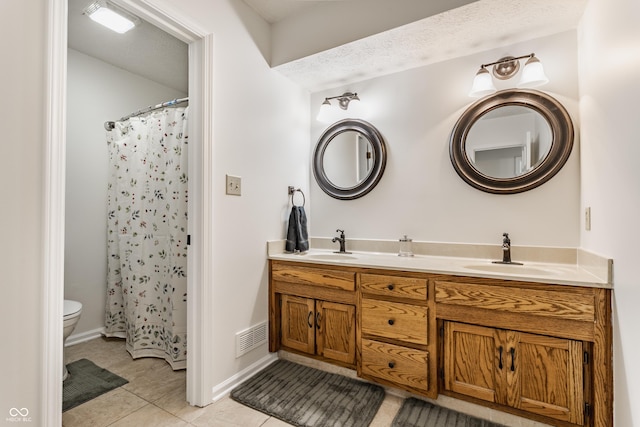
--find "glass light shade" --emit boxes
[518,56,549,88]
[469,67,497,97]
[316,100,334,122]
[85,2,138,34]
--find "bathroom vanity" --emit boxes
[268,245,612,427]
[270,262,357,367]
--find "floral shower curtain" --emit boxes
[105,107,188,370]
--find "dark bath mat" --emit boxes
[63,358,128,412]
[231,359,385,427]
[391,397,507,427]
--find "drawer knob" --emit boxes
[388,319,395,326]
[387,284,395,291]
[388,362,395,369]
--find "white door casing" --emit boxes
[43,1,214,424]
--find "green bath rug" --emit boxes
[392,397,506,427]
[231,359,385,427]
[62,358,128,412]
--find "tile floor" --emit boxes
[62,337,402,427]
[63,337,551,427]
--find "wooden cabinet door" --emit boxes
[280,295,315,354]
[316,301,356,364]
[444,322,502,404]
[445,322,585,425]
[511,332,584,425]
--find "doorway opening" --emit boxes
[45,0,214,423]
[66,0,189,369]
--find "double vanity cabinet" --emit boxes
[268,256,612,427]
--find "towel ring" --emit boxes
[288,187,306,207]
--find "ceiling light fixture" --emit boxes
[316,92,362,122]
[469,53,549,97]
[83,0,140,34]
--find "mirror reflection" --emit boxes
[449,89,574,194]
[323,131,374,189]
[465,106,551,178]
[313,119,387,200]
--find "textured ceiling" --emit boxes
[274,0,588,91]
[67,0,189,93]
[67,0,586,94]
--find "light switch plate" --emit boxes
[585,206,591,230]
[226,174,241,196]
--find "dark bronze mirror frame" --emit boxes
[449,89,574,194]
[313,119,387,200]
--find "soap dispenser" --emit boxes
[398,235,414,257]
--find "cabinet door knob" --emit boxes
[388,319,395,326]
[498,346,503,369]
[388,362,395,369]
[307,311,313,328]
[387,284,395,291]
[316,312,321,330]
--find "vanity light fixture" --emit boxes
[83,0,140,34]
[469,53,549,97]
[468,67,496,98]
[317,92,361,122]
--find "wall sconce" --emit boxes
[83,0,141,34]
[469,53,549,97]
[317,92,362,122]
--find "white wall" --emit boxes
[0,0,47,421]
[310,31,581,248]
[65,48,187,337]
[578,0,640,424]
[148,0,310,390]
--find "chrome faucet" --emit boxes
[332,229,350,254]
[493,232,523,265]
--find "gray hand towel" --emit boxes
[285,206,309,252]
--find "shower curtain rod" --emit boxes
[104,97,189,131]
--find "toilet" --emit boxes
[63,299,83,381]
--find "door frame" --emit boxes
[43,0,215,423]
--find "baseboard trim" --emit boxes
[210,352,278,403]
[65,327,106,347]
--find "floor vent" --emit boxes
[236,321,268,358]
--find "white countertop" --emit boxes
[268,248,612,289]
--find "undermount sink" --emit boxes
[464,263,552,276]
[305,253,358,261]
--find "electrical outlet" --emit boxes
[585,207,591,231]
[226,174,241,196]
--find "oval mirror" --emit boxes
[313,119,387,200]
[450,89,574,194]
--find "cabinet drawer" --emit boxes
[272,263,355,291]
[362,299,427,345]
[361,339,428,391]
[435,281,595,322]
[360,273,427,300]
